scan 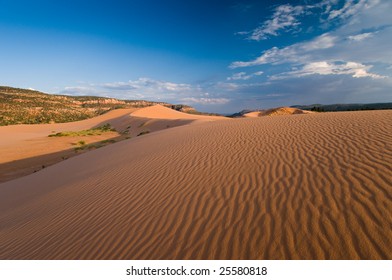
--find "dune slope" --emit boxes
[0,106,224,182]
[0,110,391,259]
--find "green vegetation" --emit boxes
[292,103,392,112]
[0,86,173,126]
[138,122,146,128]
[0,86,213,126]
[171,104,222,116]
[100,139,116,144]
[121,125,131,135]
[310,106,326,112]
[73,138,118,152]
[0,87,112,125]
[137,130,150,136]
[48,123,115,137]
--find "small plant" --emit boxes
[48,123,115,137]
[137,130,150,136]
[98,123,114,131]
[122,126,130,134]
[74,147,84,152]
[78,140,86,145]
[100,139,116,144]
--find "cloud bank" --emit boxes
[225,0,391,112]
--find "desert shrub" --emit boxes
[48,124,115,137]
[100,139,116,144]
[137,131,150,136]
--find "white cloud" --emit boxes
[230,47,280,68]
[181,97,230,105]
[248,4,305,40]
[327,0,379,21]
[227,72,248,80]
[231,33,337,68]
[243,0,382,41]
[301,33,337,51]
[62,86,100,95]
[274,61,386,79]
[60,78,234,109]
[227,71,263,80]
[215,82,241,91]
[61,78,200,102]
[347,32,374,41]
[102,78,192,92]
[225,0,391,111]
[231,0,391,77]
[317,0,340,14]
[328,0,358,20]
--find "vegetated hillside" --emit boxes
[228,107,312,118]
[0,86,197,126]
[170,104,222,116]
[291,102,392,112]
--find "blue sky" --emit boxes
[1,0,391,113]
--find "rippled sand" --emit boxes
[0,109,391,259]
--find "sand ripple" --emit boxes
[0,110,391,259]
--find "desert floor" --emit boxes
[0,107,391,259]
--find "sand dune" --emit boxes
[244,107,313,117]
[131,104,224,120]
[0,106,225,182]
[0,110,391,259]
[126,105,226,139]
[0,109,137,182]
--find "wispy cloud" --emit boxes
[347,32,375,41]
[60,77,232,108]
[301,33,337,51]
[61,78,198,100]
[242,0,381,41]
[227,71,263,80]
[62,86,101,96]
[101,78,193,93]
[231,33,337,68]
[181,97,230,105]
[327,0,379,21]
[248,4,305,41]
[226,0,391,111]
[231,0,389,80]
[272,61,386,80]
